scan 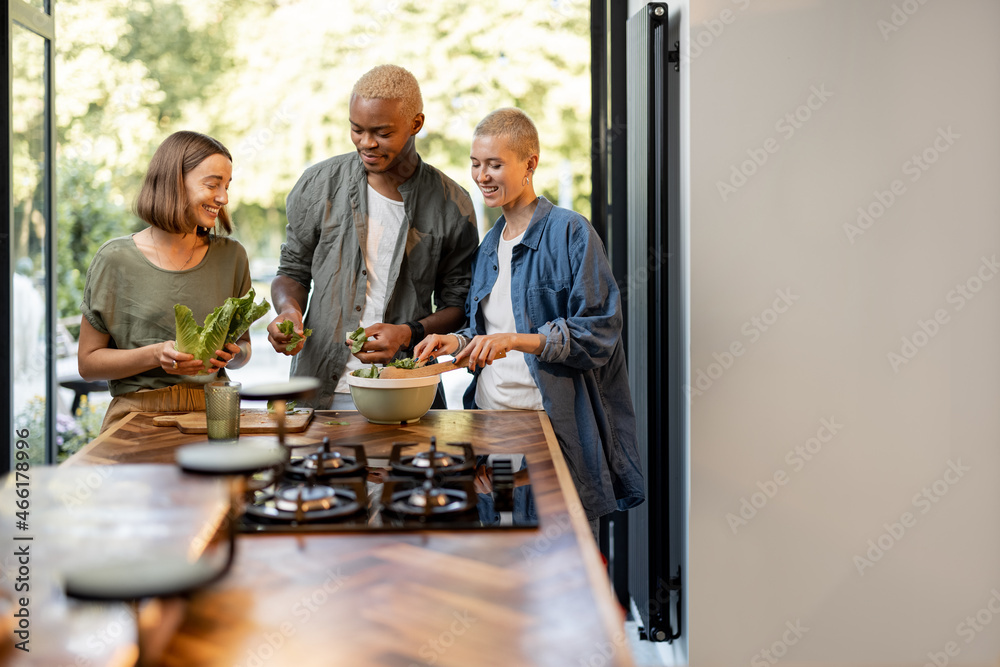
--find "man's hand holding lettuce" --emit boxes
[277,319,312,352]
[174,288,270,373]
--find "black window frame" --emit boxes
[4,0,57,473]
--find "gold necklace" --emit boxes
[151,229,199,270]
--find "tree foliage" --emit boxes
[56,157,142,318]
[54,0,593,318]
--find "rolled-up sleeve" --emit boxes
[80,247,111,335]
[277,171,322,289]
[536,226,622,370]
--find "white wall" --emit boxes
[681,0,1000,665]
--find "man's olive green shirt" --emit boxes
[278,152,478,408]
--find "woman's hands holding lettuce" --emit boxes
[173,288,270,373]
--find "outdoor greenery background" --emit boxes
[10,0,592,456]
[45,0,594,320]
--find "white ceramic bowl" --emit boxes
[345,374,440,424]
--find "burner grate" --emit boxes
[390,437,475,476]
[286,440,367,479]
[237,440,536,533]
[382,472,478,518]
[245,478,366,523]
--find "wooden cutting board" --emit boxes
[152,408,314,433]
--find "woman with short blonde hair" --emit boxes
[416,108,645,540]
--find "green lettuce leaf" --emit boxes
[388,357,417,369]
[350,364,380,379]
[174,288,270,372]
[226,288,272,344]
[348,326,367,354]
[277,319,312,352]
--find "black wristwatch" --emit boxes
[405,320,425,350]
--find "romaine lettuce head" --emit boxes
[226,288,271,344]
[174,288,270,371]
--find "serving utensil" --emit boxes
[378,351,506,379]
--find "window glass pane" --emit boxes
[11,23,49,466]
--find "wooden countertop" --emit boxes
[63,410,636,667]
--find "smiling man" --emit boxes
[268,64,478,409]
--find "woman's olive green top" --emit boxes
[81,234,251,397]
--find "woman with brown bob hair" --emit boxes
[78,130,254,431]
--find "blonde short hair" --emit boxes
[473,108,540,161]
[351,64,423,121]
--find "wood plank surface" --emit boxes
[0,465,231,666]
[150,408,314,434]
[58,410,636,667]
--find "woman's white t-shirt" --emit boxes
[475,229,544,411]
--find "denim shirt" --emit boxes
[460,197,645,519]
[278,152,478,408]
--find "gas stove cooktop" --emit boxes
[238,437,538,533]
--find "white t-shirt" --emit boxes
[475,229,545,411]
[336,185,407,393]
